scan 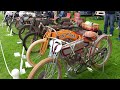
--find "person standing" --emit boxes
[58,11,66,18]
[116,11,120,29]
[104,11,115,36]
[118,13,120,29]
[115,11,120,40]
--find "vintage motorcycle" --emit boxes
[27,26,112,79]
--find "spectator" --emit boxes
[58,11,65,18]
[47,11,54,18]
[116,11,120,30]
[53,11,58,19]
[104,11,115,36]
[118,13,120,29]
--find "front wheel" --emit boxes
[9,21,19,34]
[18,24,32,41]
[26,39,49,67]
[23,32,42,51]
[27,57,62,79]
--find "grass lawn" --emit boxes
[0,13,120,79]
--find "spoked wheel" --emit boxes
[9,21,19,34]
[28,57,62,79]
[19,25,32,41]
[91,34,112,68]
[26,39,49,67]
[23,32,42,51]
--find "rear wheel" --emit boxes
[91,34,112,68]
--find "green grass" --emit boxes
[0,14,120,79]
[0,14,32,79]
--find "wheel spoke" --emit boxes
[92,35,112,68]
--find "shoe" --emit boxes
[109,34,113,36]
[116,26,119,29]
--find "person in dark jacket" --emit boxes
[104,11,115,36]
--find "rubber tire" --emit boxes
[9,21,19,34]
[28,57,62,79]
[91,34,112,68]
[23,32,42,51]
[18,24,32,41]
[26,39,46,67]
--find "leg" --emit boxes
[118,19,120,40]
[118,19,120,29]
[109,14,115,35]
[104,14,109,34]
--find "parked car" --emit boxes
[78,11,95,16]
